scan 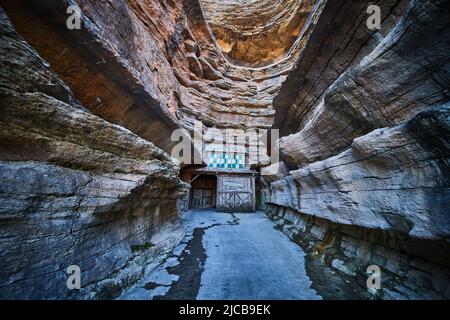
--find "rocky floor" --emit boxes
[119,209,368,300]
[120,210,321,299]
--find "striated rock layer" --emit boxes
[270,105,450,240]
[267,204,450,299]
[0,10,188,299]
[266,0,450,299]
[0,0,314,139]
[278,0,450,168]
[0,0,449,300]
[274,0,411,136]
[201,0,316,67]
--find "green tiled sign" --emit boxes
[207,153,245,169]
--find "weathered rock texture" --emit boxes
[0,9,188,299]
[278,0,449,167]
[266,0,450,299]
[201,0,316,67]
[267,205,450,299]
[274,0,410,136]
[1,0,315,139]
[0,0,449,300]
[270,105,450,239]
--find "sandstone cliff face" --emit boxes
[0,0,182,152]
[0,10,188,299]
[269,0,450,239]
[201,0,315,67]
[278,0,450,168]
[273,0,410,136]
[270,104,450,239]
[1,0,310,139]
[266,0,450,299]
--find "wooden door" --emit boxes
[217,175,255,212]
[192,189,213,208]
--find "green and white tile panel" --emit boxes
[207,152,245,169]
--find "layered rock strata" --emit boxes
[0,10,188,299]
[270,104,450,240]
[0,0,448,301]
[266,0,450,299]
[278,0,449,167]
[1,0,317,141]
[201,0,316,67]
[274,0,410,137]
[267,204,450,299]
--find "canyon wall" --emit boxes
[0,8,188,299]
[0,0,304,299]
[0,0,289,299]
[0,0,448,300]
[1,0,313,138]
[266,0,450,299]
[201,0,315,67]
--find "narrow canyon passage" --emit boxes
[121,210,321,300]
[0,0,449,301]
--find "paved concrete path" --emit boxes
[120,209,321,300]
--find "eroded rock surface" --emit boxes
[201,0,315,67]
[267,205,450,299]
[1,0,312,140]
[279,0,450,168]
[0,0,449,300]
[270,104,450,239]
[0,10,188,299]
[266,0,450,299]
